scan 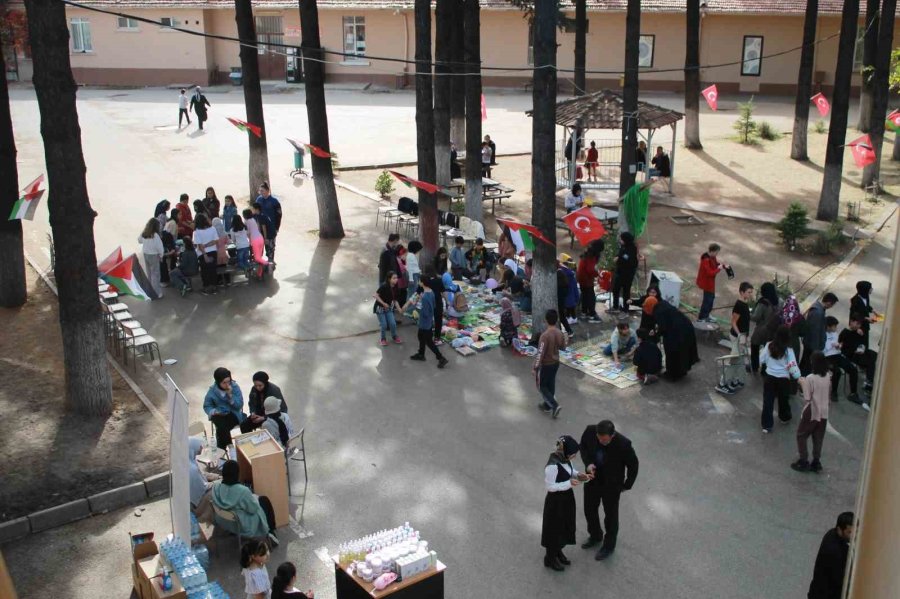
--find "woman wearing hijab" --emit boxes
[541,435,590,571]
[849,281,878,349]
[189,437,219,523]
[261,396,295,448]
[750,282,781,374]
[499,297,521,346]
[633,285,661,333]
[611,232,639,312]
[211,460,280,547]
[652,300,700,379]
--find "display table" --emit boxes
[233,429,290,527]
[333,558,446,599]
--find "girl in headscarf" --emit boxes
[750,282,781,373]
[189,436,219,523]
[633,285,661,333]
[652,300,700,379]
[212,460,280,547]
[849,281,877,349]
[499,297,521,346]
[541,435,589,571]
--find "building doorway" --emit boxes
[255,16,285,80]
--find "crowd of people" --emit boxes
[143,183,282,297]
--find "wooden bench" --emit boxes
[482,192,511,214]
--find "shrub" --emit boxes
[758,121,782,141]
[813,120,827,134]
[812,219,847,255]
[776,202,812,251]
[733,97,758,144]
[374,171,395,198]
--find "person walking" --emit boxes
[189,86,211,130]
[610,232,638,312]
[579,420,639,561]
[541,435,591,572]
[256,182,282,262]
[759,325,800,433]
[177,88,191,128]
[808,512,854,599]
[409,277,448,368]
[138,218,164,299]
[801,293,838,375]
[750,282,781,374]
[792,351,831,473]
[534,310,566,419]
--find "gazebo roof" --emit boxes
[528,90,684,130]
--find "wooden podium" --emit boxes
[233,429,290,528]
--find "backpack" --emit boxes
[453,291,469,313]
[780,295,803,328]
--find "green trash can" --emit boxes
[294,149,305,170]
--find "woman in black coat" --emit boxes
[611,232,639,311]
[652,300,700,379]
[541,435,589,571]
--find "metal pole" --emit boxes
[669,122,677,194]
[569,126,578,189]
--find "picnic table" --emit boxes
[448,178,514,214]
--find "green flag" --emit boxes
[623,183,650,238]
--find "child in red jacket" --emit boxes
[696,243,729,322]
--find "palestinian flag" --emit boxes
[101,255,157,301]
[496,218,555,254]
[98,246,124,275]
[226,117,263,138]
[287,138,333,158]
[886,110,900,133]
[9,174,46,221]
[388,170,443,195]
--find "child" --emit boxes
[603,321,637,367]
[449,236,469,279]
[212,216,231,288]
[468,238,491,279]
[243,208,269,277]
[271,562,314,599]
[222,195,238,232]
[791,351,831,473]
[406,240,423,291]
[823,316,842,398]
[241,540,271,599]
[409,276,449,368]
[534,310,566,418]
[759,325,799,433]
[481,141,492,177]
[170,237,200,297]
[252,202,276,265]
[373,272,402,346]
[834,314,877,409]
[585,142,599,183]
[632,328,662,384]
[695,243,728,322]
[499,296,521,347]
[230,215,251,271]
[717,282,753,394]
[564,183,584,213]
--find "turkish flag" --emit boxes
[886,109,900,132]
[701,84,718,111]
[811,93,830,117]
[562,207,607,247]
[848,134,876,168]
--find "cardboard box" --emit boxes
[129,532,186,599]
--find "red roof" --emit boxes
[65,0,852,15]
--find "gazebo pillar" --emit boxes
[669,121,677,194]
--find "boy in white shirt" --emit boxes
[178,89,191,128]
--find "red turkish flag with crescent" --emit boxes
[810,93,830,117]
[562,207,607,247]
[847,134,876,168]
[701,84,719,111]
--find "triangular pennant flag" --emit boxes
[22,174,44,196]
[480,93,487,121]
[811,93,830,118]
[886,110,900,133]
[98,246,124,275]
[496,218,555,255]
[9,174,46,221]
[226,117,263,138]
[847,134,876,168]
[100,255,154,301]
[388,170,442,195]
[286,138,305,153]
[701,84,719,111]
[562,207,607,247]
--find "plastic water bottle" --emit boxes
[161,567,172,591]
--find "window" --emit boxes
[741,35,763,76]
[159,17,181,29]
[853,26,865,70]
[342,16,366,59]
[638,34,655,68]
[70,18,93,52]
[116,16,139,30]
[527,22,534,66]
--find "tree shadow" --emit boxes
[793,157,864,189]
[188,129,207,138]
[687,149,778,203]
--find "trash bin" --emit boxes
[294,149,305,170]
[649,270,683,307]
[229,67,242,86]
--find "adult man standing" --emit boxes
[579,420,639,560]
[255,183,282,262]
[189,85,211,130]
[808,512,854,599]
[801,292,838,375]
[378,233,402,284]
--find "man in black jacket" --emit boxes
[808,512,854,599]
[580,420,639,560]
[378,233,401,285]
[801,292,838,375]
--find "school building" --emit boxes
[4,0,894,94]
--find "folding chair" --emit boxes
[120,320,162,371]
[212,503,245,550]
[189,421,208,442]
[285,428,308,522]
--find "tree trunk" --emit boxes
[298,0,344,238]
[0,42,26,308]
[449,0,466,151]
[463,0,483,224]
[618,0,641,207]
[235,0,269,200]
[434,0,452,186]
[791,0,819,161]
[856,0,879,132]
[574,0,586,96]
[530,0,558,337]
[415,0,439,261]
[862,0,896,187]
[684,0,702,149]
[25,0,113,416]
[817,0,860,222]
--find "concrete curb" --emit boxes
[87,482,149,515]
[27,499,91,534]
[338,152,532,172]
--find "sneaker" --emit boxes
[180,287,188,298]
[589,315,602,322]
[643,374,659,385]
[809,460,823,473]
[437,357,449,369]
[434,339,444,346]
[762,428,772,434]
[790,459,810,472]
[567,317,578,325]
[552,406,562,419]
[379,339,388,347]
[715,384,735,395]
[779,417,793,425]
[410,353,426,361]
[861,402,871,412]
[538,402,552,414]
[393,337,403,344]
[267,532,280,547]
[864,382,873,392]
